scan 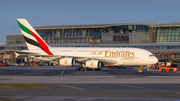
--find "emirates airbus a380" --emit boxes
[9,19,158,71]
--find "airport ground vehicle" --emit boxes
[157,63,178,72]
[19,62,25,66]
[150,64,158,68]
[12,63,18,66]
[157,67,178,72]
[137,68,143,73]
[0,62,8,66]
[146,63,178,72]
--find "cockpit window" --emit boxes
[149,55,154,57]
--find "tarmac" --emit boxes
[0,66,180,101]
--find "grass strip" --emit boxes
[0,84,51,89]
[0,98,12,101]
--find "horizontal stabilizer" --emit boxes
[4,50,40,55]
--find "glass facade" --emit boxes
[114,25,150,33]
[35,24,150,44]
[5,46,27,50]
[6,36,25,45]
[0,46,5,50]
[136,45,180,50]
[113,36,129,41]
[36,28,106,39]
[102,36,114,41]
[129,34,149,40]
[156,27,180,42]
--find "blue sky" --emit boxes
[0,0,180,43]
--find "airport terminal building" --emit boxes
[4,22,180,64]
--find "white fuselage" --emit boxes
[28,47,158,66]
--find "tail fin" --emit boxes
[17,19,53,55]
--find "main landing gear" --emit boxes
[76,67,101,71]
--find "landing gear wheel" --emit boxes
[76,68,100,71]
[95,68,100,71]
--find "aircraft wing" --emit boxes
[31,55,120,65]
[70,56,120,65]
[32,55,61,60]
[74,57,122,66]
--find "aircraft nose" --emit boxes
[153,57,159,64]
[148,56,158,64]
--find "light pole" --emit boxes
[154,30,156,55]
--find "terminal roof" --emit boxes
[34,23,150,30]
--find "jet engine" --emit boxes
[59,58,74,66]
[85,60,101,68]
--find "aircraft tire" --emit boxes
[96,68,101,71]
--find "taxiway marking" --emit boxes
[61,84,85,90]
[176,92,180,95]
[60,70,65,76]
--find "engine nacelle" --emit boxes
[85,60,101,68]
[59,58,74,66]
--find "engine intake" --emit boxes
[59,58,74,66]
[85,60,101,68]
